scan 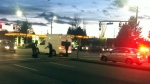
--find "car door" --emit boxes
[117,48,130,62]
[107,48,120,61]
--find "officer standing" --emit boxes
[65,40,70,57]
[45,42,53,57]
[31,41,36,54]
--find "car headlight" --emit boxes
[5,46,10,49]
[14,46,17,49]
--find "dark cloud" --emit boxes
[22,6,47,12]
[102,10,109,15]
[37,12,49,17]
[57,3,63,6]
[138,16,146,19]
[97,9,100,11]
[107,6,115,10]
[36,12,73,25]
[0,17,48,26]
[111,0,129,8]
[72,5,78,10]
[92,1,96,4]
[57,16,73,21]
[137,15,150,20]
[32,22,47,26]
[55,19,70,24]
[0,1,47,15]
[0,5,16,15]
[88,11,93,13]
[72,5,77,8]
[0,18,9,22]
[81,10,85,12]
[144,15,150,19]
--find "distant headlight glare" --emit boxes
[5,46,10,49]
[14,46,17,49]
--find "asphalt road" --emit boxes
[0,49,150,84]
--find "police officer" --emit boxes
[45,42,53,57]
[31,41,36,54]
[65,40,70,57]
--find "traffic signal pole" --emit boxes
[99,20,128,48]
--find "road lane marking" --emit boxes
[14,64,38,71]
[0,58,38,61]
[49,62,74,68]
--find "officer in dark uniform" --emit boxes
[65,40,70,57]
[45,42,53,57]
[31,41,36,54]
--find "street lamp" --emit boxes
[16,10,28,22]
[16,10,28,47]
[50,16,57,34]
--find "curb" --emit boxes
[69,58,150,71]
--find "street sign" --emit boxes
[107,22,113,25]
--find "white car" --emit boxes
[99,47,148,65]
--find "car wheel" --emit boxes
[101,56,107,62]
[125,59,133,64]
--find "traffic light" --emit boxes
[99,22,102,30]
[119,22,122,27]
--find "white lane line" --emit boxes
[0,58,37,61]
[49,62,74,68]
[14,64,38,71]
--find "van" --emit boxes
[37,34,72,56]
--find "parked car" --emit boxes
[99,47,148,65]
[80,46,89,51]
[102,47,113,52]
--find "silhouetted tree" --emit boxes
[71,14,81,28]
[0,30,8,39]
[115,16,142,48]
[20,21,29,33]
[67,27,72,35]
[67,26,87,36]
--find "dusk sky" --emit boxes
[0,0,150,38]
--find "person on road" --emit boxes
[45,42,53,57]
[65,40,70,57]
[31,41,37,54]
